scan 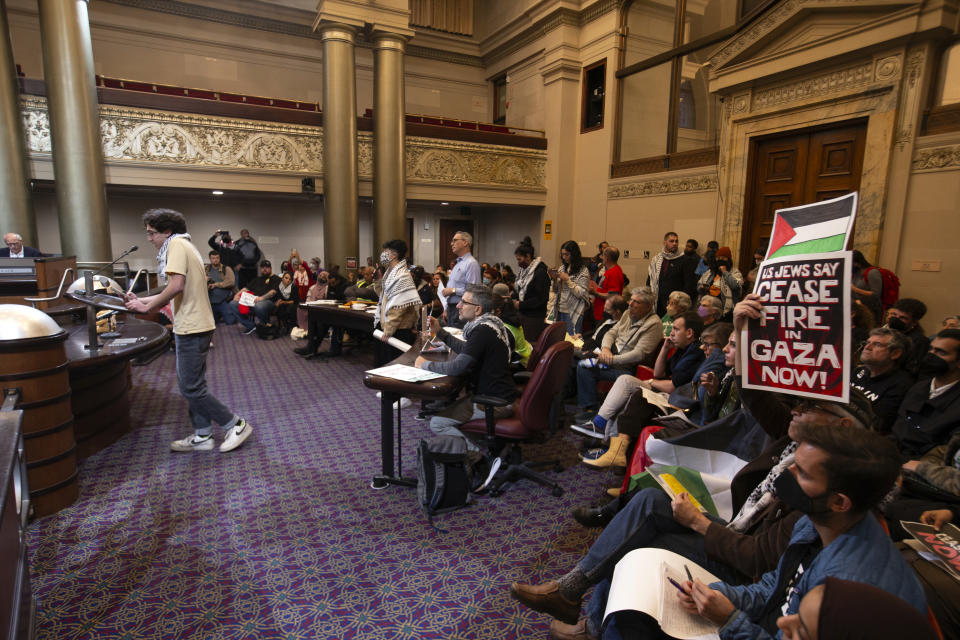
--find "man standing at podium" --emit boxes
[1,233,42,257]
[124,209,252,454]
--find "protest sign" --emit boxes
[742,251,851,402]
[901,521,960,583]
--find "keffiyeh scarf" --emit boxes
[727,440,799,532]
[515,257,543,302]
[380,260,421,323]
[463,313,512,359]
[156,233,195,284]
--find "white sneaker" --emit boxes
[220,419,252,452]
[170,434,215,452]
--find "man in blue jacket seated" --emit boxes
[415,283,517,481]
[660,422,926,640]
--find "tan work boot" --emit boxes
[606,487,621,497]
[582,434,629,469]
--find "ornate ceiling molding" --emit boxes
[22,96,546,191]
[912,143,960,173]
[608,171,718,199]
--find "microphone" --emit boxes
[92,245,139,276]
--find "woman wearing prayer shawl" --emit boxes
[514,236,550,343]
[776,577,937,640]
[374,239,422,364]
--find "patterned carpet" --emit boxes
[26,324,616,639]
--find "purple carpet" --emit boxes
[27,324,615,639]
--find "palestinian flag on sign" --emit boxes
[765,192,857,260]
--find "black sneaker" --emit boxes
[571,505,613,528]
[573,410,596,424]
[569,421,604,440]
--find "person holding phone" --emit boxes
[547,240,592,335]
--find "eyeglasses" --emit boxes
[861,340,890,350]
[700,340,721,348]
[794,400,848,420]
[459,299,480,308]
[145,230,160,237]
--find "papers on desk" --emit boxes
[366,364,445,383]
[300,299,338,306]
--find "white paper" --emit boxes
[437,278,448,310]
[605,548,719,640]
[640,386,674,412]
[372,329,412,353]
[365,363,444,383]
[239,291,256,306]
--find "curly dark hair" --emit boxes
[382,239,408,260]
[142,208,187,234]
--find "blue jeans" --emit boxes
[230,299,275,329]
[557,311,582,336]
[175,332,237,437]
[211,299,236,324]
[578,489,740,638]
[576,363,630,410]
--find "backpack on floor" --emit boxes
[416,435,471,530]
[255,322,281,340]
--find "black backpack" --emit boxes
[416,435,472,530]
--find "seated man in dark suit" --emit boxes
[1,233,42,257]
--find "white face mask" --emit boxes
[380,251,392,267]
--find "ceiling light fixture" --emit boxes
[212,190,224,195]
[441,202,449,205]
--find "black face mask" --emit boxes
[919,353,951,377]
[774,471,833,515]
[888,317,908,332]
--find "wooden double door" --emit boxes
[740,119,867,271]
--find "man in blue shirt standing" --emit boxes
[442,230,482,327]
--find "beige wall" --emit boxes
[897,136,960,331]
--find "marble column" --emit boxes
[0,0,36,247]
[319,22,359,271]
[372,31,407,252]
[38,0,111,265]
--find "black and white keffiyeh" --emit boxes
[726,440,799,532]
[463,313,512,358]
[379,260,421,323]
[515,256,543,302]
[156,233,196,283]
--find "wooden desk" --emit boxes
[362,334,462,489]
[0,256,75,310]
[304,303,376,334]
[62,317,169,458]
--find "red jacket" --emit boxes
[593,264,624,320]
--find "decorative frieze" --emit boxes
[22,96,547,191]
[608,172,718,199]
[912,144,960,173]
[751,62,875,111]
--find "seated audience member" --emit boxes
[345,266,378,301]
[500,264,515,285]
[589,247,625,324]
[309,256,321,273]
[697,294,723,327]
[696,246,742,320]
[206,250,236,325]
[661,290,692,336]
[572,311,705,468]
[675,322,734,426]
[230,260,281,333]
[1,232,42,257]
[548,240,593,335]
[776,577,937,640]
[296,269,328,331]
[886,298,929,373]
[576,295,627,356]
[698,329,743,425]
[892,328,960,459]
[935,314,960,337]
[851,327,914,432]
[414,284,516,458]
[575,287,662,419]
[886,434,960,539]
[514,379,916,639]
[513,237,550,343]
[373,240,421,364]
[411,266,433,308]
[293,272,348,358]
[493,285,530,367]
[428,271,445,318]
[275,271,300,331]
